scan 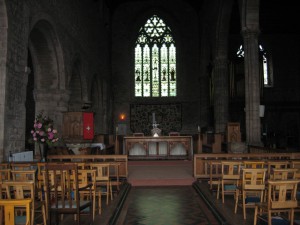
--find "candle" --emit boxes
[152,112,155,124]
[116,126,118,134]
[197,125,201,133]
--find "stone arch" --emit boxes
[0,0,8,161]
[29,20,63,91]
[27,18,68,147]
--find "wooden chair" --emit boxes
[76,169,97,218]
[0,199,32,225]
[266,161,288,179]
[1,181,46,225]
[253,179,300,225]
[208,161,222,194]
[217,161,242,203]
[89,163,113,205]
[234,168,267,219]
[44,163,93,225]
[107,162,121,194]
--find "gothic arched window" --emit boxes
[236,44,273,87]
[134,15,177,97]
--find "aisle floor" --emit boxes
[115,185,219,225]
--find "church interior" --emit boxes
[0,0,300,224]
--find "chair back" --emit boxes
[272,168,298,180]
[243,161,265,169]
[89,163,110,182]
[2,181,35,200]
[11,170,36,182]
[209,160,222,190]
[1,181,35,225]
[221,161,242,180]
[0,199,32,225]
[267,161,288,179]
[44,163,78,209]
[242,168,267,190]
[267,179,299,209]
[10,163,33,171]
[77,169,96,189]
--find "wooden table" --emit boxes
[123,136,193,160]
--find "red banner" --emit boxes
[83,112,94,140]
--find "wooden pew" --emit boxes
[202,133,223,153]
[193,152,300,180]
[47,154,128,179]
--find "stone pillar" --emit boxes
[213,57,229,133]
[242,29,262,146]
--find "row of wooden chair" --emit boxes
[0,161,121,225]
[208,160,300,224]
[0,180,46,225]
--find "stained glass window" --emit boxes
[236,44,273,87]
[135,15,177,97]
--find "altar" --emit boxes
[123,136,193,160]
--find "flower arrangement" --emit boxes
[30,111,59,146]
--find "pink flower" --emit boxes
[48,132,54,140]
[30,111,59,145]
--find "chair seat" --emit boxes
[245,196,260,204]
[258,214,290,225]
[224,185,237,190]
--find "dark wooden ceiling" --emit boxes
[103,0,300,35]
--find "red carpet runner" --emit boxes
[127,160,196,186]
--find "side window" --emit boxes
[237,44,273,87]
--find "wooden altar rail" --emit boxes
[193,152,300,179]
[47,154,128,178]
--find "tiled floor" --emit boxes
[116,186,219,225]
[53,160,300,225]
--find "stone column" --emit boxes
[242,29,262,146]
[213,57,229,133]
